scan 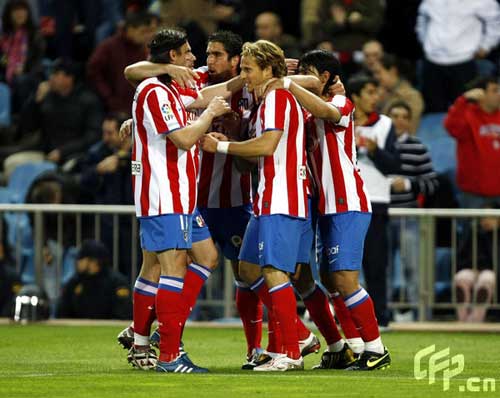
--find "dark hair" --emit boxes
[51,57,78,77]
[104,112,130,129]
[466,76,498,91]
[379,53,415,83]
[1,0,36,36]
[299,50,342,96]
[346,75,378,99]
[387,100,412,118]
[124,11,155,29]
[208,30,243,59]
[148,28,188,64]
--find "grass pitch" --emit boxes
[0,324,498,398]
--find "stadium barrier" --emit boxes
[0,204,498,321]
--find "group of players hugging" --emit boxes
[115,27,391,373]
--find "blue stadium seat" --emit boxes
[417,113,456,182]
[7,161,56,203]
[0,82,11,126]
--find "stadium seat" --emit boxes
[0,82,11,126]
[6,161,56,203]
[417,113,456,183]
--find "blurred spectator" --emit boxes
[87,11,153,115]
[301,0,321,48]
[349,75,401,327]
[387,100,438,309]
[444,76,500,208]
[416,0,500,112]
[373,53,424,133]
[454,202,499,322]
[0,0,45,114]
[359,39,383,76]
[0,222,22,316]
[95,0,125,44]
[0,0,38,25]
[57,239,132,319]
[321,0,384,73]
[254,11,301,58]
[17,57,103,164]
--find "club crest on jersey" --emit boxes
[161,103,175,122]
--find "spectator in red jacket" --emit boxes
[86,11,156,115]
[444,76,500,208]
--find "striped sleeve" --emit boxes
[329,95,354,128]
[146,87,184,134]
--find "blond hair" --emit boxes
[241,40,287,78]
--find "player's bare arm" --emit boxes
[201,129,282,157]
[188,75,245,109]
[168,96,231,150]
[124,61,199,87]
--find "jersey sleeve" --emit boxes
[329,95,354,128]
[263,89,287,132]
[145,87,185,134]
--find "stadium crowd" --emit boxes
[0,0,500,372]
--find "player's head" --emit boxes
[206,30,243,83]
[148,29,195,67]
[387,100,411,136]
[240,40,286,93]
[347,75,380,114]
[298,49,342,97]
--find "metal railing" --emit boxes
[1,204,499,321]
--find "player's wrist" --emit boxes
[216,141,230,154]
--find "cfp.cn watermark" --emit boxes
[414,345,496,393]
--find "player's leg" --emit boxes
[320,212,391,371]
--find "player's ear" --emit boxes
[320,70,330,85]
[168,49,178,63]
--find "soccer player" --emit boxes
[267,50,391,370]
[129,28,233,373]
[202,40,309,372]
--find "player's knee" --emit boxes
[332,270,359,297]
[239,261,261,284]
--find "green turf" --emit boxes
[0,325,498,398]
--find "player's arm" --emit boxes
[289,75,322,95]
[168,97,231,150]
[202,129,282,157]
[124,61,199,87]
[187,76,245,109]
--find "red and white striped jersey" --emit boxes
[251,89,308,218]
[194,66,254,208]
[131,77,199,217]
[307,95,371,215]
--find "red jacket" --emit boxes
[444,96,500,196]
[87,32,147,115]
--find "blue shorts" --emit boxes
[199,205,252,260]
[297,199,314,264]
[318,211,371,272]
[192,208,212,243]
[239,214,308,273]
[139,214,193,252]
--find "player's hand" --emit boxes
[464,88,485,102]
[327,75,345,96]
[119,118,133,141]
[46,149,61,163]
[391,176,408,192]
[206,96,231,118]
[200,133,220,153]
[96,155,120,174]
[208,132,229,141]
[164,64,199,88]
[285,58,299,75]
[36,81,50,103]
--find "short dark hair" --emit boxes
[466,76,498,91]
[77,240,110,268]
[208,30,243,59]
[346,75,378,99]
[104,112,130,129]
[148,29,188,64]
[51,57,78,77]
[299,50,342,96]
[387,100,412,118]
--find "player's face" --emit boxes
[173,42,196,68]
[240,55,271,93]
[206,41,236,83]
[388,107,410,136]
[356,83,379,114]
[102,119,121,149]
